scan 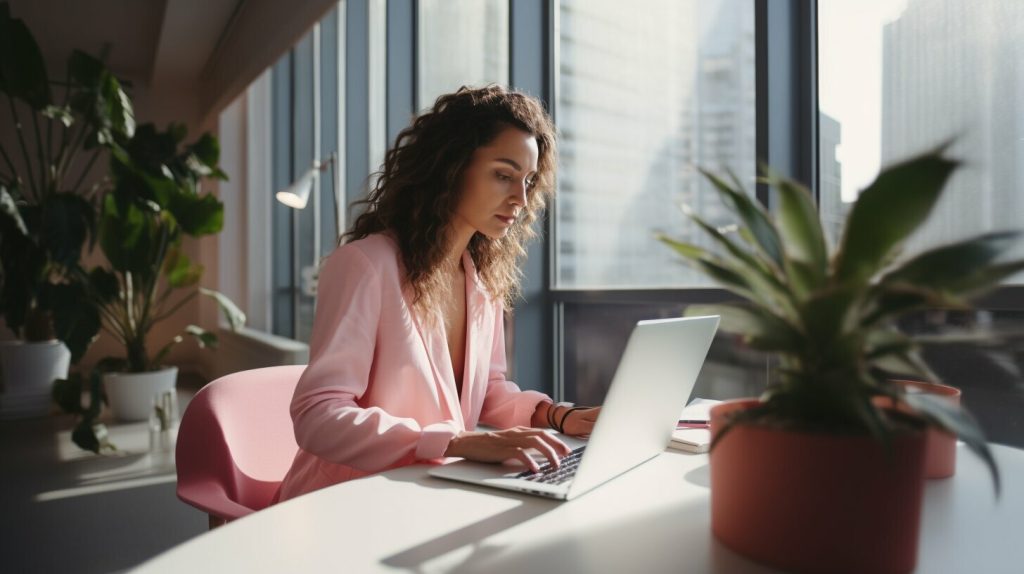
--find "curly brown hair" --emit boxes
[343,85,558,314]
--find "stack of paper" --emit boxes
[669,428,712,453]
[667,397,721,453]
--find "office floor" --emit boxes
[0,375,208,574]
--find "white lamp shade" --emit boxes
[275,168,317,209]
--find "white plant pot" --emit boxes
[0,340,71,419]
[103,367,179,422]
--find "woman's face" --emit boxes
[452,125,539,241]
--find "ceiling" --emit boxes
[7,0,242,89]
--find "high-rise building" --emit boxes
[555,0,756,288]
[819,112,845,247]
[881,0,1024,254]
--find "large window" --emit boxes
[555,0,756,288]
[271,8,344,342]
[417,0,509,111]
[554,0,759,404]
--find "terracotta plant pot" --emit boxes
[709,399,927,574]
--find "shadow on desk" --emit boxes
[380,469,560,569]
[379,460,745,574]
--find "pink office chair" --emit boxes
[176,365,305,528]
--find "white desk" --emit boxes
[135,443,1024,573]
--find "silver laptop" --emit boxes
[427,315,720,500]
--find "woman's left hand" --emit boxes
[559,406,600,438]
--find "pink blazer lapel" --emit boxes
[404,287,465,428]
[461,251,491,424]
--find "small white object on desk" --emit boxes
[678,397,721,423]
[669,428,712,453]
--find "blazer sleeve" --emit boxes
[478,300,552,428]
[289,246,459,473]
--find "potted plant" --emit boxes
[80,121,245,423]
[658,146,1019,574]
[0,3,134,416]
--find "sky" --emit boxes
[818,0,910,202]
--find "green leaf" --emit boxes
[166,192,223,236]
[52,374,84,414]
[0,5,50,108]
[700,167,785,270]
[835,147,958,285]
[0,185,28,236]
[683,209,790,300]
[686,303,801,352]
[187,132,220,168]
[942,261,1024,298]
[88,267,120,302]
[43,281,101,363]
[768,169,828,287]
[903,393,1000,497]
[657,235,708,261]
[40,192,93,268]
[151,334,184,368]
[184,324,217,348]
[163,247,202,288]
[200,287,246,331]
[860,283,968,328]
[41,104,73,127]
[880,231,1020,291]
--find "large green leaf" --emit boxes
[40,192,93,268]
[0,4,50,108]
[166,191,223,236]
[684,210,789,296]
[42,281,101,362]
[68,50,134,146]
[835,148,958,285]
[686,303,801,352]
[700,167,785,270]
[199,287,246,331]
[860,283,967,327]
[904,392,1000,497]
[879,231,1020,291]
[768,169,828,288]
[163,247,202,288]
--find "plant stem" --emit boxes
[152,290,197,324]
[7,96,39,200]
[61,122,91,192]
[30,109,48,198]
[0,140,18,187]
[71,148,102,196]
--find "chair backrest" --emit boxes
[176,365,305,520]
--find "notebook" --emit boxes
[427,315,720,500]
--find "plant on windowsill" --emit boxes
[657,145,1019,574]
[54,122,245,450]
[0,3,134,414]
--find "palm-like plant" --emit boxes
[659,146,1023,494]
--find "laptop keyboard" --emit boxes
[515,446,587,485]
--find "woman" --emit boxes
[276,85,600,503]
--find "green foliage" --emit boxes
[660,148,1019,495]
[0,3,133,361]
[86,121,242,374]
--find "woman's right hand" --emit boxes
[444,427,572,472]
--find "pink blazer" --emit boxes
[275,233,550,502]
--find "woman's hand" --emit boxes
[444,427,572,473]
[558,406,601,438]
